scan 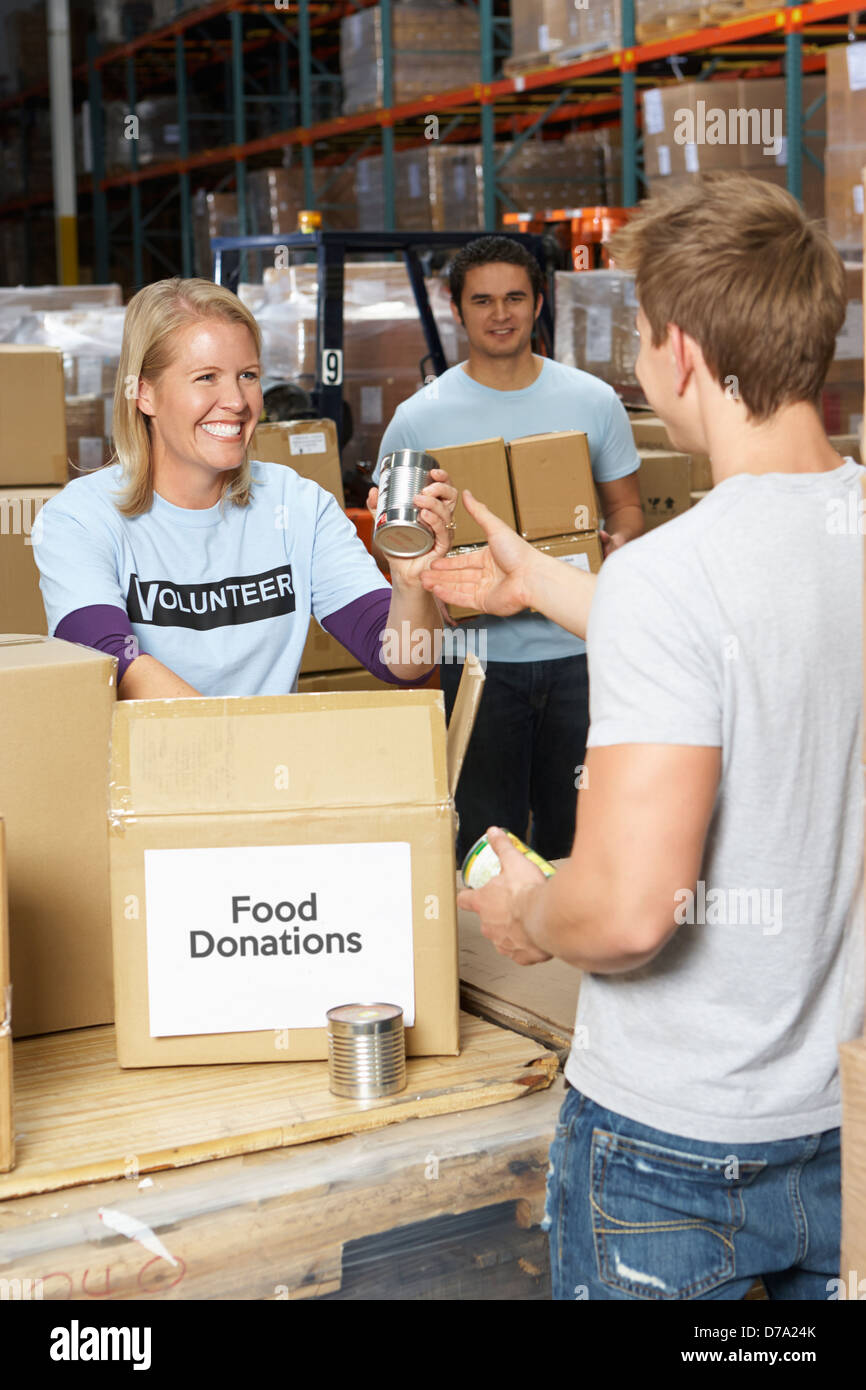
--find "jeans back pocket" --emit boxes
[590,1128,766,1300]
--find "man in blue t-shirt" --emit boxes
[374,236,642,861]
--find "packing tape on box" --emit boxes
[0,985,12,1038]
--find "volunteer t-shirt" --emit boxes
[375,358,640,662]
[33,460,394,696]
[566,460,865,1143]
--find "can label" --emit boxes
[461,831,556,890]
[373,467,391,534]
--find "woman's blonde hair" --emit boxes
[111,277,262,516]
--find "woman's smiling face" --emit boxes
[138,317,262,481]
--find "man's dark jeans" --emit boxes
[440,654,590,864]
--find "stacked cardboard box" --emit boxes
[635,0,703,43]
[629,413,713,494]
[554,269,643,404]
[561,126,623,206]
[825,44,866,257]
[508,0,620,66]
[642,77,825,219]
[637,450,694,529]
[0,638,116,1037]
[425,431,603,618]
[108,658,484,1066]
[340,1,480,115]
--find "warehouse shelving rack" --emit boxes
[0,0,863,289]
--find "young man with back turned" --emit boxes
[425,173,864,1300]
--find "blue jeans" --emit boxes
[440,654,589,863]
[545,1084,841,1301]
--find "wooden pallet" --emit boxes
[1,1012,557,1201]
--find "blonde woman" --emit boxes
[34,278,457,697]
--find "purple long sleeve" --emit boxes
[321,589,435,685]
[54,604,139,681]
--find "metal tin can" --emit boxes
[326,1002,407,1099]
[461,831,557,890]
[373,449,438,559]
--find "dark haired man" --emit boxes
[373,235,643,862]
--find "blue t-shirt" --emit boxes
[33,460,390,696]
[375,358,640,662]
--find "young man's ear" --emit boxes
[449,295,464,328]
[534,293,543,322]
[667,324,693,397]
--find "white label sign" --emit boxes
[559,552,591,572]
[854,184,864,216]
[144,842,415,1036]
[289,432,326,455]
[585,304,613,363]
[644,89,665,136]
[846,42,866,92]
[77,356,102,395]
[361,384,383,424]
[684,142,700,173]
[657,145,671,177]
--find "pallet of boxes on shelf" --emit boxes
[248,164,359,237]
[192,191,239,281]
[507,0,622,72]
[340,0,480,115]
[554,268,642,405]
[822,263,864,442]
[641,76,826,219]
[356,146,485,232]
[825,43,866,261]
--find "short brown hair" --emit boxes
[112,277,262,516]
[609,172,847,421]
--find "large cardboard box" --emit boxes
[251,418,345,507]
[638,450,693,530]
[0,487,63,634]
[534,532,604,575]
[0,820,13,1172]
[426,437,516,548]
[628,416,713,491]
[840,1036,866,1280]
[109,659,484,1066]
[507,431,598,541]
[0,636,115,1036]
[826,43,866,148]
[0,347,68,487]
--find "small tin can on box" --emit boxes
[373,449,438,559]
[326,1002,407,1099]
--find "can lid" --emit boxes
[327,1002,404,1035]
[373,521,434,559]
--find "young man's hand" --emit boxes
[420,490,537,616]
[457,827,553,966]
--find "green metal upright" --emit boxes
[785,4,802,204]
[124,14,143,288]
[175,1,192,277]
[480,0,496,229]
[381,0,395,231]
[299,0,314,207]
[621,0,638,207]
[86,32,109,282]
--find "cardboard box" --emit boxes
[0,347,68,487]
[0,636,115,1036]
[831,433,863,465]
[507,431,598,541]
[638,450,693,530]
[533,532,604,575]
[0,820,13,1172]
[629,415,715,490]
[826,42,866,148]
[108,658,484,1066]
[426,437,516,548]
[251,418,345,508]
[840,1035,866,1280]
[299,666,440,695]
[300,618,363,676]
[825,147,866,257]
[0,488,63,635]
[825,263,864,385]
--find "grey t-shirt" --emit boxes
[565,460,865,1142]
